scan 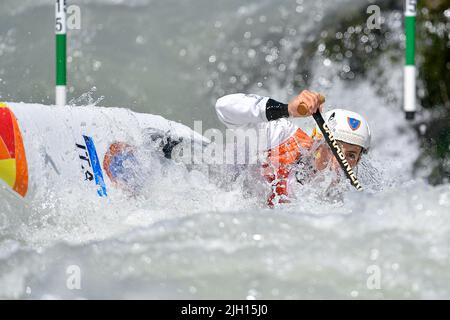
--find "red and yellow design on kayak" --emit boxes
[0,102,28,197]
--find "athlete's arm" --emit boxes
[215,91,323,128]
[215,93,290,128]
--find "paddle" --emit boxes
[299,95,363,191]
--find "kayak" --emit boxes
[0,102,206,201]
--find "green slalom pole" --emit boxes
[404,0,417,120]
[55,0,67,106]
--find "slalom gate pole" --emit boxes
[55,0,67,106]
[404,0,417,120]
[304,95,363,191]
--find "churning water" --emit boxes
[1,0,449,299]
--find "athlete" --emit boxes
[215,90,371,207]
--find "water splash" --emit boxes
[68,87,105,107]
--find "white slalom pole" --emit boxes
[404,0,417,120]
[55,0,67,106]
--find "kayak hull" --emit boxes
[0,102,205,201]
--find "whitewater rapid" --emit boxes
[2,75,448,299]
[2,178,450,299]
[1,0,449,299]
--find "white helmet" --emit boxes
[312,109,371,152]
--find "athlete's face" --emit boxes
[314,140,362,171]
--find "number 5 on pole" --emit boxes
[55,0,67,106]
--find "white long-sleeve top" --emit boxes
[215,93,317,206]
[215,93,298,150]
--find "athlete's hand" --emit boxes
[288,90,325,117]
